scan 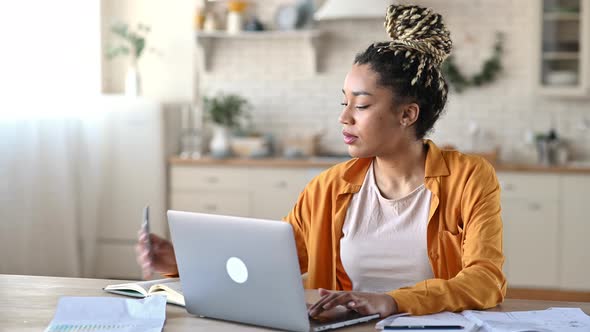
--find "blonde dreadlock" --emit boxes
[354,4,453,139]
[382,4,452,87]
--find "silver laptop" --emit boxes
[167,210,380,332]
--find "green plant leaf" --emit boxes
[111,22,129,38]
[133,36,145,58]
[105,45,130,60]
[137,23,151,32]
[203,94,250,128]
[108,21,151,60]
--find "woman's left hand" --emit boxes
[308,288,398,318]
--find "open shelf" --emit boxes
[542,52,580,60]
[195,29,323,73]
[196,30,321,39]
[543,12,581,21]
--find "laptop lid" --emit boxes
[168,210,310,332]
[167,210,380,332]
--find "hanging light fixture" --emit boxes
[314,0,392,20]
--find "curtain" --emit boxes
[0,115,106,277]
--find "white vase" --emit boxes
[227,11,243,34]
[125,61,141,96]
[209,125,231,158]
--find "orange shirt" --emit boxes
[284,140,506,315]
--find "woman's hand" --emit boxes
[135,230,178,280]
[308,288,398,318]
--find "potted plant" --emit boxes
[203,93,250,158]
[105,22,151,96]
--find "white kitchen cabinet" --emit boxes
[250,168,310,220]
[169,164,326,221]
[94,98,168,280]
[95,243,142,280]
[170,166,250,191]
[171,192,250,216]
[559,175,590,290]
[535,0,590,96]
[170,166,251,216]
[498,172,561,288]
[169,166,249,217]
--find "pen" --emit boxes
[384,326,464,330]
[141,205,152,255]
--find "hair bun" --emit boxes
[384,4,452,66]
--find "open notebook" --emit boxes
[103,277,184,307]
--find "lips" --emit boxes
[342,131,358,144]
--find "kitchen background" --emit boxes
[102,0,590,161]
[1,0,589,301]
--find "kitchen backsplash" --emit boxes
[196,0,590,162]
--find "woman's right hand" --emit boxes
[135,230,178,280]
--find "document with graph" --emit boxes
[45,295,166,332]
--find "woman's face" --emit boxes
[339,64,410,159]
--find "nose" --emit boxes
[338,106,354,125]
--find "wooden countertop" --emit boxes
[169,156,590,174]
[3,274,590,331]
[169,156,349,168]
[493,163,590,174]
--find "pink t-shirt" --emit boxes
[340,161,434,292]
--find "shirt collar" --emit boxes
[423,139,450,178]
[342,139,450,187]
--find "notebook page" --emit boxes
[150,281,185,306]
[105,277,180,292]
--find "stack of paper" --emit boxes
[463,307,590,332]
[45,295,166,332]
[377,307,590,332]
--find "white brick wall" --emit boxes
[197,0,590,162]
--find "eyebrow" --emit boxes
[342,89,373,97]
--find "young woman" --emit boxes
[136,4,506,318]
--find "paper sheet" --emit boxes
[377,307,590,332]
[462,307,590,332]
[45,295,166,332]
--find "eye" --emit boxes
[356,105,369,110]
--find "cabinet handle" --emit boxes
[204,204,217,211]
[500,182,514,191]
[528,202,541,211]
[275,181,288,189]
[206,177,219,184]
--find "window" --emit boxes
[0,0,100,119]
